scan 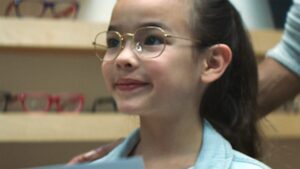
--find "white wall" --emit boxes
[77,0,274,29]
[77,0,117,23]
[229,0,274,29]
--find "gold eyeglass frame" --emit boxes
[92,26,202,61]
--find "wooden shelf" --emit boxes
[0,113,139,142]
[261,113,300,139]
[0,17,108,50]
[0,17,282,56]
[249,30,283,59]
[0,113,298,142]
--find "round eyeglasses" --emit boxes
[92,26,201,61]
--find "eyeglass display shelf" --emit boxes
[0,112,299,142]
[0,113,139,142]
[0,17,282,58]
[0,17,107,51]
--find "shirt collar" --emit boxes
[194,120,233,169]
[94,120,234,169]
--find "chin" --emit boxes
[117,102,151,116]
[115,97,152,115]
[117,104,141,115]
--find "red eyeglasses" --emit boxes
[18,93,84,113]
[5,0,79,19]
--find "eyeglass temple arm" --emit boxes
[166,34,202,44]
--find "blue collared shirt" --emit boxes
[92,121,270,169]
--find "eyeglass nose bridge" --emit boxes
[119,33,143,54]
[41,2,56,17]
[44,2,55,8]
[119,33,134,49]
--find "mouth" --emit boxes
[114,78,150,92]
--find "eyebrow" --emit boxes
[108,22,172,32]
[138,22,171,31]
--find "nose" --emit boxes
[115,41,139,71]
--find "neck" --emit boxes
[133,111,203,168]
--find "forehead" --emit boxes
[110,0,191,32]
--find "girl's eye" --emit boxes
[143,35,164,45]
[107,38,120,48]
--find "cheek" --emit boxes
[147,53,203,94]
[145,59,184,92]
[101,63,113,91]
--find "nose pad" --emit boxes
[135,42,143,53]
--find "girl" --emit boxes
[90,0,270,168]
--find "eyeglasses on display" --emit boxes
[0,91,17,112]
[92,97,117,112]
[92,26,202,61]
[5,0,79,18]
[18,92,84,113]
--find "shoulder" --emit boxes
[230,151,271,169]
[92,129,140,164]
[194,121,271,169]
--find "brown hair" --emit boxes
[190,0,261,158]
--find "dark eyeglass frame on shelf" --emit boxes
[0,91,17,112]
[18,92,84,113]
[5,0,80,18]
[92,97,118,112]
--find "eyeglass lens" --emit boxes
[51,1,78,18]
[94,27,166,61]
[20,94,83,112]
[16,0,77,18]
[59,96,82,112]
[24,95,49,111]
[92,97,117,112]
[18,0,44,17]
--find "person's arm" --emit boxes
[258,58,300,116]
[258,0,300,116]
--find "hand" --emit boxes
[67,139,123,165]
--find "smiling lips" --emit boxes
[115,78,150,91]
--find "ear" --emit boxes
[201,44,232,83]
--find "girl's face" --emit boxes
[102,0,207,117]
